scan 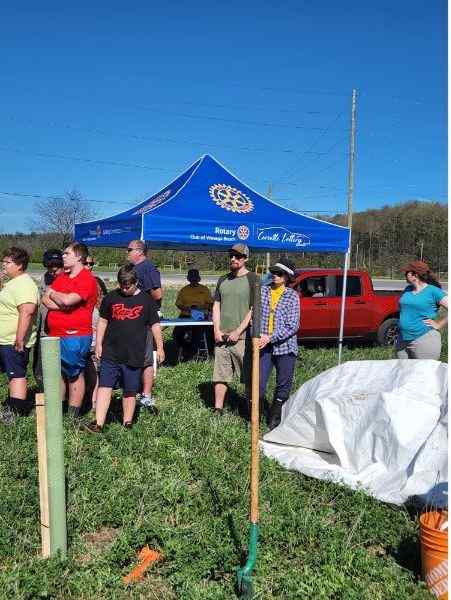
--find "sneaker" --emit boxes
[82,420,103,434]
[138,394,157,410]
[213,408,223,417]
[123,421,133,429]
[0,405,17,425]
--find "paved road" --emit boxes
[27,270,447,291]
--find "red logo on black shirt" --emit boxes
[111,303,144,320]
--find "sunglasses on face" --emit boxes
[271,271,285,277]
[86,262,95,267]
[229,252,245,259]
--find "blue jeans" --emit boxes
[259,344,297,402]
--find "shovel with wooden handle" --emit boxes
[237,280,261,598]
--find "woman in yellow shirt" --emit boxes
[259,259,300,430]
[0,247,39,424]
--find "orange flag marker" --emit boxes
[123,545,163,584]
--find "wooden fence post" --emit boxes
[36,392,50,557]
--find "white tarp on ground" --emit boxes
[261,360,448,506]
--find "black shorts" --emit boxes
[144,331,153,367]
[0,345,30,380]
[99,358,142,394]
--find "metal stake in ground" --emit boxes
[40,336,67,558]
[237,284,261,598]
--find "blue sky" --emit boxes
[1,0,447,233]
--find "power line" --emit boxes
[262,86,432,105]
[131,105,329,131]
[121,96,325,117]
[262,87,350,98]
[0,74,347,115]
[5,115,296,155]
[0,191,131,206]
[282,151,347,189]
[276,112,346,183]
[0,145,176,171]
[1,78,347,132]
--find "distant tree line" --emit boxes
[328,200,448,278]
[1,199,447,279]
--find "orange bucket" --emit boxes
[419,510,448,599]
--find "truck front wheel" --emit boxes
[377,318,399,346]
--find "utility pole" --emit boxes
[420,240,424,261]
[338,89,357,365]
[347,89,357,230]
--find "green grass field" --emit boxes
[0,288,444,599]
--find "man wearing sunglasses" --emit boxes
[212,243,259,416]
[126,240,162,411]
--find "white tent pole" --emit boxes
[338,251,350,364]
[140,214,145,241]
[266,183,272,272]
[338,88,357,365]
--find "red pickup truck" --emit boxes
[290,269,401,345]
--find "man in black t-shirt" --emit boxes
[83,265,164,433]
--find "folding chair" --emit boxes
[195,330,210,361]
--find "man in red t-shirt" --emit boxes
[42,242,97,417]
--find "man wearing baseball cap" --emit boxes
[211,243,260,416]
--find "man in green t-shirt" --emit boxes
[0,247,39,424]
[212,244,259,416]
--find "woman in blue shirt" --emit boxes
[396,260,448,360]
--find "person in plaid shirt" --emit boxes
[259,259,300,430]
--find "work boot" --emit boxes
[82,420,103,434]
[268,399,284,431]
[68,405,81,420]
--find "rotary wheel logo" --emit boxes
[237,225,250,240]
[209,184,254,213]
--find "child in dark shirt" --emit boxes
[84,265,164,432]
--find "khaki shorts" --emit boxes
[212,338,251,384]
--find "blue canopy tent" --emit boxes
[75,154,351,361]
[74,154,349,253]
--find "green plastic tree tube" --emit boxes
[41,336,67,559]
